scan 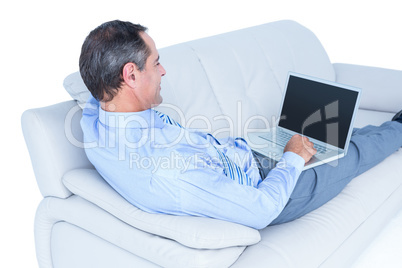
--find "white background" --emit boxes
[1,0,401,267]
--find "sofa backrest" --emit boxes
[157,20,335,137]
[22,20,334,198]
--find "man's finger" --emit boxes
[308,146,317,155]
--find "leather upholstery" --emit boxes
[22,20,402,268]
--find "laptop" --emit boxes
[246,72,361,170]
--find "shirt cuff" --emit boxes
[279,151,305,172]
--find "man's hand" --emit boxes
[284,134,317,164]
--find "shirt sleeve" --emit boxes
[148,151,305,229]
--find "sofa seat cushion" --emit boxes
[232,109,402,267]
[62,168,261,249]
[232,144,402,267]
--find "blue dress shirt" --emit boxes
[81,97,305,229]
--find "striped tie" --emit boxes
[153,110,183,128]
[154,110,252,186]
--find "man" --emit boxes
[80,20,402,229]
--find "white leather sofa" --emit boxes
[22,20,402,268]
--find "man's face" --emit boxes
[135,32,166,109]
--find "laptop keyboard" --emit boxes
[314,143,330,155]
[275,129,292,147]
[259,129,331,155]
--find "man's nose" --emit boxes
[159,64,166,76]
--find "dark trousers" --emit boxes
[254,121,402,225]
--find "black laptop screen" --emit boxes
[278,75,359,149]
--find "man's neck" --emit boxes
[101,88,145,113]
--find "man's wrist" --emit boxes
[278,151,305,171]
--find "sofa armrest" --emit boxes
[62,169,261,249]
[36,195,247,268]
[333,63,402,113]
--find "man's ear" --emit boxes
[122,62,138,88]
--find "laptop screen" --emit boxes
[278,74,359,149]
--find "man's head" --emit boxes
[79,20,165,108]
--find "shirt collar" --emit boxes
[98,106,165,129]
